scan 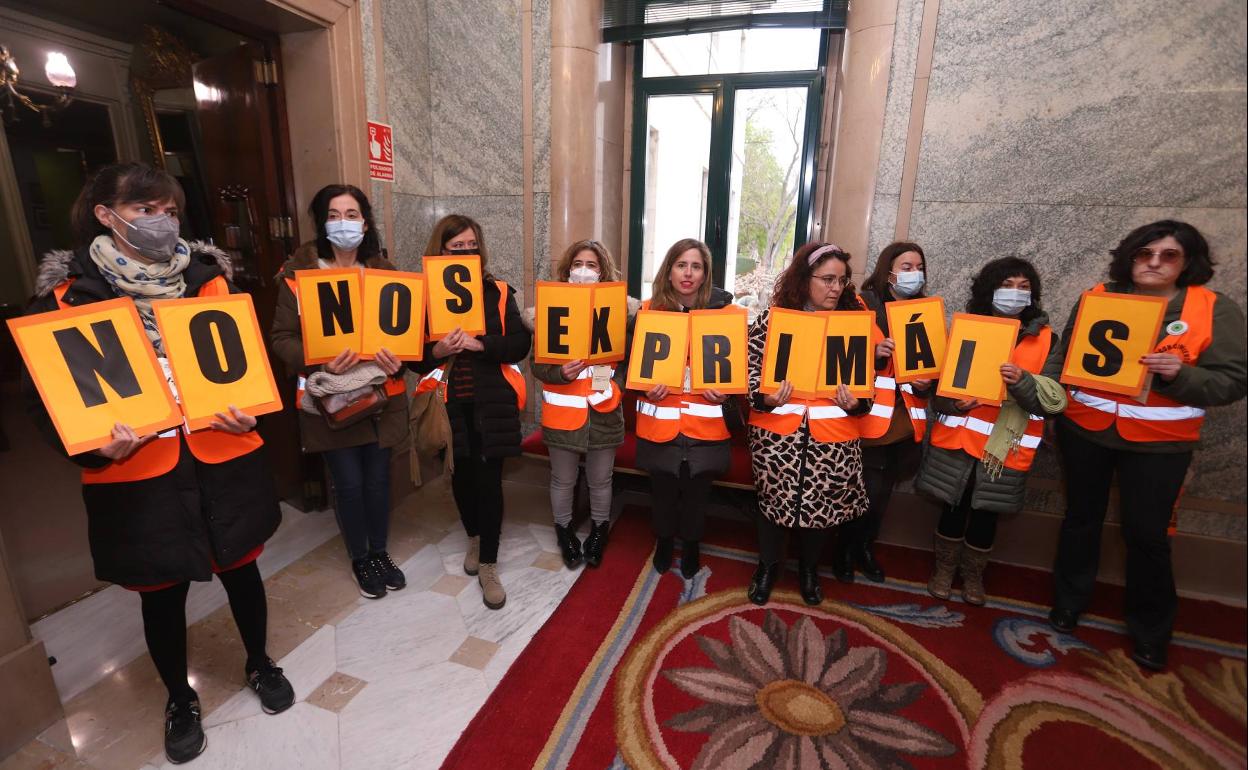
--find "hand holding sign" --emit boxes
[1060,291,1167,397]
[99,422,157,460]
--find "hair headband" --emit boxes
[807,244,845,266]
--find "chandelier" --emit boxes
[1,45,77,127]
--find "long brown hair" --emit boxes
[71,162,185,247]
[554,239,621,282]
[425,214,489,269]
[771,241,859,310]
[649,238,712,311]
[863,241,926,299]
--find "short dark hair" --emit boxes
[309,184,382,263]
[70,163,186,247]
[968,257,1043,325]
[1107,220,1214,287]
[771,241,859,311]
[863,241,926,299]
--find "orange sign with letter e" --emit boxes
[759,308,827,399]
[586,282,628,364]
[1061,290,1167,397]
[534,282,593,364]
[153,294,283,431]
[886,296,947,383]
[296,268,363,365]
[7,298,181,454]
[817,310,877,399]
[689,308,748,394]
[625,310,689,391]
[361,269,426,360]
[936,313,1020,406]
[424,255,486,339]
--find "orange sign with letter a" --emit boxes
[759,308,826,399]
[886,296,947,383]
[424,255,485,339]
[936,313,1020,406]
[586,282,627,364]
[1061,291,1166,397]
[689,308,748,394]
[153,294,283,431]
[625,310,689,391]
[296,268,363,365]
[7,298,181,454]
[361,269,426,360]
[817,310,877,399]
[534,282,593,364]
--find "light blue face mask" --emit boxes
[992,287,1031,316]
[891,270,925,298]
[325,219,365,250]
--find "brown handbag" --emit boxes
[313,384,389,430]
[409,356,455,479]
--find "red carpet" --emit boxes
[441,507,1247,769]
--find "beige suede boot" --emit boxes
[463,536,480,576]
[960,544,991,606]
[927,534,963,600]
[478,563,506,610]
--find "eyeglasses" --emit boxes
[1133,247,1183,264]
[811,274,849,288]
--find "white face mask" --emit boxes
[569,266,600,284]
[992,287,1031,316]
[891,270,925,298]
[325,219,365,250]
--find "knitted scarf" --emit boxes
[89,234,192,355]
[982,374,1067,480]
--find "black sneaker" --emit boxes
[352,557,387,599]
[246,658,295,714]
[370,551,407,590]
[164,697,206,764]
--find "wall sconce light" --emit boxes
[1,45,77,126]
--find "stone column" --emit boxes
[0,530,62,758]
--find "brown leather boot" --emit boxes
[927,534,962,600]
[478,562,506,610]
[960,544,991,606]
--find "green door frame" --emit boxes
[627,31,831,295]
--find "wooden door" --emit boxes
[192,41,323,510]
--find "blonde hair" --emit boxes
[554,239,621,282]
[650,238,712,311]
[425,214,488,269]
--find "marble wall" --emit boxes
[870,0,1248,537]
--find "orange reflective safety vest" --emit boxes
[1065,284,1214,443]
[53,276,264,485]
[282,276,407,405]
[854,298,900,440]
[632,298,730,443]
[540,366,621,431]
[413,281,527,411]
[748,397,864,444]
[929,325,1053,472]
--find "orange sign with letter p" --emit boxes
[625,310,689,391]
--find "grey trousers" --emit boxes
[548,446,615,526]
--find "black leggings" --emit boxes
[757,516,830,566]
[450,405,505,563]
[139,560,269,703]
[936,478,997,549]
[649,463,715,542]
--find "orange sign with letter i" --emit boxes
[936,313,1020,406]
[1060,291,1166,397]
[759,308,827,399]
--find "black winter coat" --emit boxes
[22,244,282,587]
[411,278,532,459]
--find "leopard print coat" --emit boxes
[747,308,869,529]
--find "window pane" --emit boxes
[640,93,714,300]
[642,28,822,78]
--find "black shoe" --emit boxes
[680,541,701,579]
[555,524,584,568]
[831,546,855,584]
[1131,641,1167,672]
[747,561,779,605]
[164,697,206,764]
[799,563,824,605]
[1048,607,1079,634]
[246,658,295,714]
[583,521,609,568]
[351,557,387,599]
[653,537,674,574]
[370,551,406,590]
[854,543,885,583]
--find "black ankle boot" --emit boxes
[747,561,779,605]
[583,521,609,567]
[854,543,885,583]
[653,537,674,573]
[831,545,855,584]
[799,562,824,605]
[555,524,583,568]
[680,541,701,578]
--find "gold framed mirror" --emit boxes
[130,25,197,168]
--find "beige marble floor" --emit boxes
[2,458,596,770]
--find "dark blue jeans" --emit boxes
[324,443,392,561]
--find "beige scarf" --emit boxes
[89,234,192,354]
[981,374,1067,480]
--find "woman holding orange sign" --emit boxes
[1048,221,1246,671]
[916,257,1066,607]
[745,242,873,606]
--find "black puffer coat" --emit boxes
[22,244,281,586]
[412,278,532,459]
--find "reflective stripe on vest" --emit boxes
[749,397,862,443]
[635,394,729,443]
[539,366,620,431]
[856,309,894,440]
[1064,284,1214,442]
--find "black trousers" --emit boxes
[859,440,919,545]
[757,516,829,566]
[936,477,998,550]
[450,405,505,563]
[1052,422,1190,647]
[649,463,715,542]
